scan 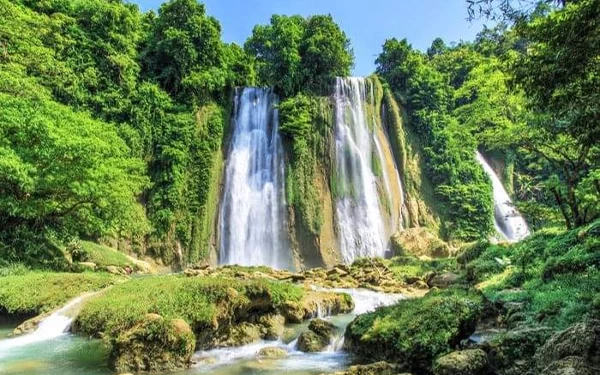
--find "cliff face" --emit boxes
[207,76,448,269]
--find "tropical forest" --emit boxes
[0,0,598,374]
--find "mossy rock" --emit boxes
[298,330,329,352]
[539,356,598,375]
[534,320,600,371]
[109,314,195,373]
[391,228,451,258]
[258,314,285,340]
[433,349,489,375]
[309,318,336,337]
[317,361,403,375]
[257,346,288,359]
[344,287,485,373]
[481,326,553,373]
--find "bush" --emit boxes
[344,287,485,372]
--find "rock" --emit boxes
[327,267,349,277]
[391,227,451,258]
[540,356,597,375]
[258,314,285,340]
[309,318,336,337]
[482,326,553,374]
[281,291,354,323]
[109,315,195,373]
[78,262,96,271]
[12,314,48,336]
[256,346,288,359]
[534,320,600,370]
[427,272,460,288]
[433,349,489,375]
[298,330,328,352]
[218,322,262,347]
[317,361,402,375]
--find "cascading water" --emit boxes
[0,295,88,355]
[334,77,402,263]
[476,151,530,241]
[219,87,291,269]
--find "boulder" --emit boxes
[433,349,489,375]
[309,318,336,337]
[427,272,460,288]
[534,320,600,370]
[281,291,354,323]
[12,313,48,336]
[298,330,328,352]
[257,346,288,359]
[540,356,597,375]
[391,228,451,258]
[258,314,285,340]
[109,315,195,373]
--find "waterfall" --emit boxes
[476,151,530,242]
[0,295,89,355]
[219,87,291,269]
[334,77,401,263]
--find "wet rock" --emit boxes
[281,291,354,323]
[534,320,600,370]
[427,272,460,288]
[12,313,48,336]
[433,349,489,375]
[257,346,288,359]
[109,315,194,373]
[258,314,285,340]
[298,330,328,352]
[309,319,336,337]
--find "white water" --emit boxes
[334,77,396,263]
[194,288,403,373]
[476,151,530,242]
[0,296,86,355]
[219,87,291,269]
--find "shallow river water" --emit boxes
[0,289,401,375]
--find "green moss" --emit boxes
[75,276,305,337]
[387,256,456,282]
[462,220,600,330]
[80,242,133,268]
[345,287,485,372]
[0,272,121,315]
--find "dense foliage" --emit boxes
[245,14,354,96]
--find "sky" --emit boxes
[133,0,492,76]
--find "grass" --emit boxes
[0,272,122,315]
[386,256,456,282]
[345,287,484,371]
[75,275,305,337]
[80,241,133,268]
[465,220,600,330]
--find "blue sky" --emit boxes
[133,0,492,76]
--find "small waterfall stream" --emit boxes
[219,88,291,269]
[0,295,89,356]
[476,151,530,241]
[333,77,403,263]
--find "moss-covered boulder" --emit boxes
[539,356,597,375]
[298,318,337,352]
[391,228,451,258]
[257,346,288,359]
[281,291,354,323]
[480,327,553,375]
[344,287,485,372]
[534,320,600,371]
[109,314,195,373]
[433,349,489,375]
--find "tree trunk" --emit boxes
[550,187,572,230]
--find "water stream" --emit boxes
[218,87,291,269]
[0,289,402,375]
[476,151,530,241]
